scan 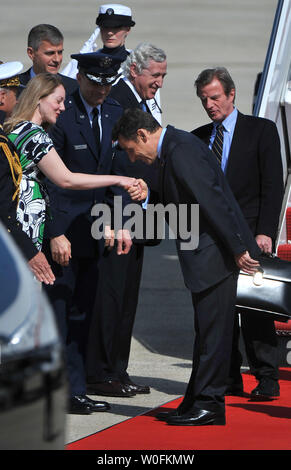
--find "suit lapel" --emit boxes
[122,80,140,108]
[111,79,140,109]
[74,92,99,160]
[158,154,165,204]
[158,132,168,204]
[99,102,113,165]
[198,124,213,146]
[158,126,176,203]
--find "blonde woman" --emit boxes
[4,73,137,250]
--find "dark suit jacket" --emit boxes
[192,112,284,239]
[19,68,78,96]
[157,125,261,293]
[110,79,140,111]
[44,89,124,257]
[0,127,37,260]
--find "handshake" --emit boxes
[119,176,148,202]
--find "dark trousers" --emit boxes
[86,242,144,383]
[178,273,238,415]
[43,254,99,396]
[228,310,279,385]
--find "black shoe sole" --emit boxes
[89,407,111,412]
[250,394,279,401]
[167,417,226,426]
[68,409,92,415]
[156,412,178,421]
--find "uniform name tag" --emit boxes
[74,144,88,150]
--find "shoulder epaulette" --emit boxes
[0,129,22,202]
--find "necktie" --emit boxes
[140,100,148,112]
[212,124,224,165]
[92,107,100,155]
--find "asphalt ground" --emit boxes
[0,0,279,447]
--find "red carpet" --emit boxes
[67,369,291,450]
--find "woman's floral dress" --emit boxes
[8,121,53,250]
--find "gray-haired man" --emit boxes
[111,42,166,123]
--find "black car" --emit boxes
[0,223,67,450]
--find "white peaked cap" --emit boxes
[99,4,132,16]
[0,61,23,81]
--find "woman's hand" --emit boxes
[118,176,138,189]
[28,251,55,285]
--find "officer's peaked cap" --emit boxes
[96,4,135,27]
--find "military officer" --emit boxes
[42,51,130,414]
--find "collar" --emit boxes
[30,68,36,79]
[79,90,101,118]
[123,76,143,104]
[213,107,238,133]
[102,45,129,57]
[157,127,167,159]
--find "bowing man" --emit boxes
[112,108,261,426]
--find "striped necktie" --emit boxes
[212,124,224,165]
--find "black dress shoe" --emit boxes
[87,380,135,397]
[83,396,111,412]
[155,409,180,421]
[166,407,226,426]
[69,396,92,414]
[69,395,111,414]
[122,379,150,394]
[250,378,280,400]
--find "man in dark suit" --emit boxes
[0,61,55,284]
[86,43,167,397]
[43,51,129,414]
[192,67,284,399]
[19,24,77,95]
[112,108,261,426]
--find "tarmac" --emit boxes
[0,0,280,447]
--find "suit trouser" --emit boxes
[178,272,238,415]
[228,311,279,384]
[86,242,144,382]
[43,254,99,396]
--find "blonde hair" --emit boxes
[4,72,64,133]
